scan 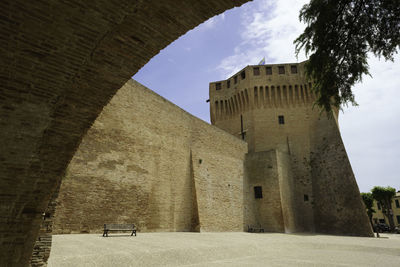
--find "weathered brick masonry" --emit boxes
[53,80,247,234]
[0,1,249,266]
[29,183,60,267]
[54,65,373,240]
[210,62,373,236]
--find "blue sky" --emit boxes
[134,0,400,193]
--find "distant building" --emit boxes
[372,191,400,225]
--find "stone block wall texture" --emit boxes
[209,62,373,236]
[244,151,284,232]
[275,150,300,233]
[310,113,374,236]
[52,80,247,234]
[243,150,301,233]
[0,0,249,265]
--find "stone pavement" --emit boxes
[48,232,400,266]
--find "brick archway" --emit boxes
[0,1,249,265]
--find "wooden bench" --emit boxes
[247,225,264,233]
[103,224,136,237]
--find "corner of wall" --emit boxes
[244,150,285,232]
[189,150,200,232]
[275,150,298,233]
[310,115,373,237]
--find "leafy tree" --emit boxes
[294,0,400,113]
[360,192,375,226]
[371,186,396,231]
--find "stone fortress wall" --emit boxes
[52,62,373,237]
[52,80,247,234]
[209,62,373,236]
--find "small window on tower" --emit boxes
[234,76,238,84]
[253,67,260,76]
[227,80,230,88]
[304,194,309,201]
[241,71,246,79]
[254,186,263,199]
[278,66,285,74]
[215,83,221,90]
[291,65,298,74]
[278,115,285,124]
[266,66,272,75]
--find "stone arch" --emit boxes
[0,0,249,265]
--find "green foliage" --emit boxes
[361,192,375,223]
[295,0,400,113]
[371,186,396,202]
[361,192,374,211]
[371,186,396,230]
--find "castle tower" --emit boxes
[209,61,373,236]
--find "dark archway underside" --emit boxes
[0,1,250,265]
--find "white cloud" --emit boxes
[217,0,308,77]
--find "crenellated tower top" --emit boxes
[209,61,315,124]
[208,60,321,154]
[207,61,372,237]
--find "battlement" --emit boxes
[208,62,372,237]
[211,61,308,90]
[209,61,315,122]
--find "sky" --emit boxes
[133,0,400,193]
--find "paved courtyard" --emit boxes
[48,232,400,266]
